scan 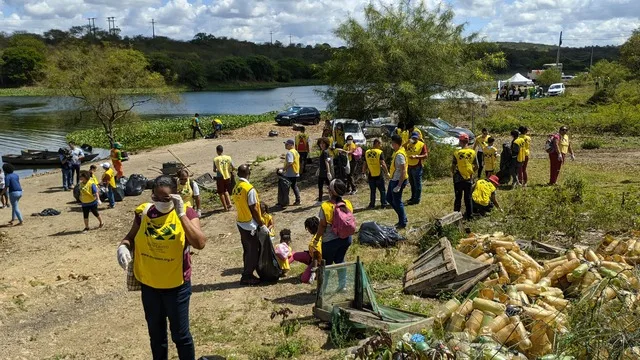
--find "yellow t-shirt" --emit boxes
[214,155,233,180]
[475,134,490,151]
[483,146,497,172]
[308,234,322,258]
[343,143,357,161]
[454,148,476,181]
[295,133,310,152]
[560,134,570,154]
[520,135,531,157]
[103,168,116,188]
[472,179,496,207]
[513,137,526,163]
[262,213,275,238]
[334,129,345,148]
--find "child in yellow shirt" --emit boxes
[274,229,293,276]
[483,137,498,178]
[260,203,275,242]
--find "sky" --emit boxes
[0,0,638,47]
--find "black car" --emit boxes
[275,106,321,126]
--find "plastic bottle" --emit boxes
[515,283,541,296]
[435,298,461,324]
[446,313,466,332]
[548,258,580,281]
[565,250,577,261]
[496,247,524,275]
[571,263,589,279]
[465,309,484,337]
[473,298,507,315]
[514,248,544,271]
[475,253,494,264]
[454,299,474,317]
[524,267,541,282]
[493,323,518,345]
[486,313,510,333]
[614,240,629,255]
[585,249,599,262]
[509,315,532,350]
[468,244,485,258]
[604,239,620,254]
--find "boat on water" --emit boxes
[2,152,99,166]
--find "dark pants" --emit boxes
[238,225,260,280]
[107,186,116,207]
[345,160,357,193]
[213,124,222,138]
[322,237,352,289]
[476,152,484,178]
[82,204,99,219]
[62,167,73,190]
[454,180,473,220]
[473,201,494,216]
[549,153,564,185]
[299,152,308,173]
[511,161,522,184]
[71,164,81,185]
[408,166,423,204]
[141,282,195,360]
[287,177,301,203]
[519,156,529,185]
[192,126,204,139]
[317,176,330,201]
[386,179,408,227]
[368,176,387,207]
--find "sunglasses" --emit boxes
[151,194,172,203]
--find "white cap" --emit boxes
[101,163,111,169]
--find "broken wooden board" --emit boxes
[403,238,458,294]
[422,265,497,297]
[436,212,463,227]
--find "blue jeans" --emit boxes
[62,167,73,190]
[71,164,81,185]
[141,281,195,360]
[386,180,407,227]
[322,237,352,289]
[368,176,387,207]
[107,186,116,207]
[9,191,23,223]
[408,166,423,204]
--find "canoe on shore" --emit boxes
[2,153,99,166]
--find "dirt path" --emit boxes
[0,123,339,359]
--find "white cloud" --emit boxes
[0,0,635,46]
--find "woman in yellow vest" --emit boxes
[472,175,502,216]
[78,170,103,232]
[387,135,409,228]
[334,123,346,148]
[362,138,389,209]
[116,175,206,359]
[452,133,477,220]
[177,169,201,217]
[518,126,531,186]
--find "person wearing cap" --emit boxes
[452,133,477,220]
[549,126,575,185]
[101,163,117,208]
[282,139,301,206]
[404,120,423,146]
[362,138,389,209]
[405,131,428,205]
[110,142,125,180]
[472,175,502,216]
[473,128,490,178]
[295,126,310,174]
[387,134,409,229]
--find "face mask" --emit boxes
[410,139,417,144]
[154,201,174,213]
[347,140,353,144]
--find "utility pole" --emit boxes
[88,17,96,37]
[555,31,562,67]
[107,17,114,35]
[151,19,156,38]
[289,34,292,46]
[590,46,594,72]
[270,31,273,45]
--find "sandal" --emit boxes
[82,228,90,233]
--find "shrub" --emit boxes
[581,139,602,150]
[423,142,454,180]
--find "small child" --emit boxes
[275,229,293,276]
[483,137,498,178]
[0,168,7,209]
[260,203,276,242]
[304,216,322,283]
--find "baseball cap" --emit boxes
[284,139,295,145]
[488,175,500,186]
[411,132,420,139]
[458,133,470,142]
[101,163,111,169]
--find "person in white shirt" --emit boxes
[68,142,85,186]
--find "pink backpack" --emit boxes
[332,201,357,239]
[353,146,363,160]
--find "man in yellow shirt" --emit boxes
[518,126,531,186]
[281,139,301,206]
[213,145,235,212]
[362,138,389,209]
[472,175,502,216]
[101,163,117,208]
[452,134,477,220]
[511,130,526,187]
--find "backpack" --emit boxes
[353,146,363,161]
[545,134,558,153]
[332,201,357,239]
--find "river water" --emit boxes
[0,85,328,178]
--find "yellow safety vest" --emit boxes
[89,174,99,186]
[390,147,409,181]
[104,168,116,188]
[321,199,353,225]
[343,143,357,161]
[177,179,194,209]
[521,135,531,156]
[213,118,222,125]
[476,134,490,150]
[232,180,261,223]
[483,146,497,172]
[295,133,309,152]
[513,137,526,163]
[454,148,476,181]
[365,148,384,177]
[405,140,426,167]
[133,203,187,289]
[286,149,300,175]
[401,130,409,146]
[79,181,96,204]
[472,180,496,207]
[334,130,345,147]
[214,155,233,180]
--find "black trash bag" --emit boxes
[145,179,155,190]
[99,185,108,202]
[73,183,81,202]
[277,175,291,207]
[32,208,61,216]
[358,221,405,247]
[114,176,127,202]
[496,142,512,185]
[125,174,148,196]
[333,152,349,181]
[256,230,281,282]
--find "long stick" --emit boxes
[168,149,194,176]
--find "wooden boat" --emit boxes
[2,153,99,166]
[21,149,59,157]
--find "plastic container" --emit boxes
[524,267,540,282]
[487,313,510,333]
[537,277,552,287]
[475,253,493,263]
[509,315,532,350]
[446,313,466,332]
[585,249,599,262]
[571,263,589,279]
[468,244,485,258]
[515,283,541,296]
[435,298,461,324]
[478,287,495,300]
[548,258,580,280]
[496,249,524,275]
[566,250,577,261]
[473,298,506,315]
[543,258,566,274]
[542,295,570,310]
[454,299,474,317]
[613,240,629,255]
[604,239,620,254]
[465,309,484,336]
[515,249,544,271]
[493,323,518,345]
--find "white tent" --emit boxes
[499,73,534,88]
[430,89,487,103]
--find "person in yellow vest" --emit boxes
[483,137,498,178]
[472,175,503,216]
[191,113,204,139]
[404,120,423,145]
[177,169,201,217]
[452,133,477,220]
[78,170,103,233]
[88,165,99,185]
[101,163,116,208]
[110,142,125,179]
[394,122,408,145]
[405,131,429,205]
[282,139,301,206]
[518,126,531,186]
[212,118,223,138]
[232,164,269,285]
[362,138,389,209]
[295,126,310,174]
[296,216,323,283]
[511,130,526,187]
[340,135,358,195]
[334,123,346,148]
[213,145,235,212]
[474,128,490,178]
[116,175,206,360]
[387,135,409,229]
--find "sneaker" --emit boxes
[395,223,407,229]
[293,201,301,206]
[366,205,375,210]
[240,276,260,286]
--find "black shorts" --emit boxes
[82,204,99,219]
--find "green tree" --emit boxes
[1,34,47,85]
[46,45,174,146]
[590,60,630,88]
[321,1,504,120]
[620,29,640,75]
[246,55,276,81]
[536,67,562,87]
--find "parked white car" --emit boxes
[419,126,460,146]
[548,83,566,96]
[332,119,366,146]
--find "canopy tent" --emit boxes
[499,73,534,88]
[429,89,487,103]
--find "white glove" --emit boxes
[97,200,102,206]
[327,173,333,181]
[197,209,202,218]
[309,272,316,284]
[117,244,132,270]
[393,185,401,193]
[170,194,185,217]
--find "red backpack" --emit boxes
[332,201,357,238]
